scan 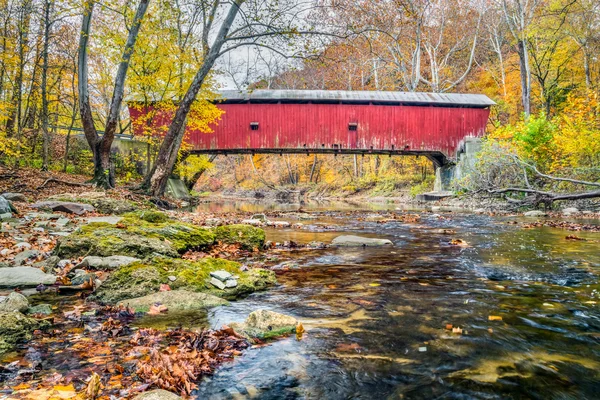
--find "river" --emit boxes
[2,200,600,399]
[194,201,600,399]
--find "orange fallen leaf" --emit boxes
[449,239,469,247]
[488,315,503,321]
[445,324,453,330]
[148,303,168,315]
[159,284,171,292]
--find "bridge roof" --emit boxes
[217,90,495,108]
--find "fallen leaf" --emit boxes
[148,303,168,315]
[295,322,305,340]
[488,315,503,321]
[83,372,102,399]
[449,239,469,247]
[445,324,453,330]
[369,283,380,287]
[452,327,463,334]
[159,284,171,292]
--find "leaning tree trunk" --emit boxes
[77,0,150,188]
[147,1,243,197]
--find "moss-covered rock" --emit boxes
[54,222,179,259]
[93,257,276,304]
[118,290,228,313]
[49,194,137,215]
[93,263,165,303]
[123,210,169,224]
[214,224,266,250]
[0,311,50,355]
[230,309,298,340]
[54,216,215,258]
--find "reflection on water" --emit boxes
[194,204,600,399]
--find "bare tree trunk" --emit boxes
[41,0,52,171]
[309,154,318,183]
[146,1,243,196]
[78,0,150,188]
[517,39,531,117]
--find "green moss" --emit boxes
[94,257,276,303]
[55,217,215,258]
[123,210,169,223]
[214,224,266,250]
[0,312,50,355]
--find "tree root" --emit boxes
[36,178,92,190]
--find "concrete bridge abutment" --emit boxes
[433,137,483,193]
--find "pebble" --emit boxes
[168,275,177,282]
[15,242,32,249]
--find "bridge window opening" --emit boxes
[250,122,259,130]
[348,122,358,131]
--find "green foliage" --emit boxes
[409,175,435,197]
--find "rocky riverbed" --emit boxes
[2,191,600,399]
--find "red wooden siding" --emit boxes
[129,102,490,159]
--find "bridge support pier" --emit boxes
[433,137,482,193]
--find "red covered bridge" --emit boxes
[129,90,494,166]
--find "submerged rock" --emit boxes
[119,290,228,313]
[214,224,266,250]
[0,267,56,287]
[230,309,298,340]
[31,200,95,215]
[524,210,546,217]
[0,311,49,355]
[0,292,29,313]
[133,389,182,400]
[27,303,53,315]
[331,235,393,247]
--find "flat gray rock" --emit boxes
[82,216,123,225]
[331,235,393,247]
[224,278,238,288]
[524,210,547,217]
[0,267,56,287]
[133,389,182,400]
[210,270,232,282]
[209,277,226,290]
[31,201,95,215]
[13,249,40,266]
[77,255,140,270]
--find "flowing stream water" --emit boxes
[193,201,600,399]
[2,201,600,399]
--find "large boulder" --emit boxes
[230,309,298,340]
[119,290,228,313]
[55,218,215,258]
[0,311,50,355]
[331,235,393,247]
[31,201,95,215]
[213,224,266,250]
[0,292,29,313]
[133,390,182,400]
[94,258,276,304]
[0,267,57,287]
